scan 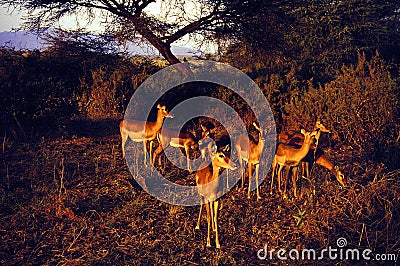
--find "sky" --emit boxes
[0,6,23,32]
[0,4,215,52]
[0,6,106,33]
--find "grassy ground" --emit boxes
[1,119,399,265]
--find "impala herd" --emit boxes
[120,104,347,248]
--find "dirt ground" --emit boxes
[1,119,399,265]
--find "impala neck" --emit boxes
[155,111,166,129]
[298,136,314,158]
[314,128,321,140]
[313,128,321,146]
[212,166,221,180]
[255,132,264,151]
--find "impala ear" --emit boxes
[300,129,306,135]
[334,165,339,171]
[222,144,230,152]
[253,122,261,132]
[157,104,161,109]
[311,130,318,137]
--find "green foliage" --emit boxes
[293,209,307,229]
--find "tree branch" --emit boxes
[164,1,223,45]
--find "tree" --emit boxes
[221,0,400,82]
[0,0,237,75]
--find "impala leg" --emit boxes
[214,201,220,248]
[210,201,215,231]
[238,155,244,188]
[152,145,158,165]
[205,201,211,247]
[255,163,261,200]
[248,163,253,199]
[143,140,147,166]
[121,131,128,158]
[196,197,203,230]
[277,164,282,193]
[304,162,309,179]
[201,148,206,160]
[153,144,164,170]
[283,166,290,199]
[148,140,152,166]
[292,166,298,198]
[185,145,192,173]
[270,159,276,195]
[226,169,229,190]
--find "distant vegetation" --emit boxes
[1,28,399,166]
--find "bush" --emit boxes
[285,52,400,170]
[79,57,161,119]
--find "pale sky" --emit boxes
[0,6,23,32]
[0,6,106,32]
[0,4,216,52]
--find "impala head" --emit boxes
[300,129,318,142]
[157,104,174,118]
[200,123,217,138]
[219,144,230,153]
[252,122,265,141]
[334,165,347,186]
[211,144,236,170]
[315,120,331,133]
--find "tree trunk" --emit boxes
[133,20,193,77]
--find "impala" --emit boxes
[278,120,346,186]
[198,122,233,189]
[271,129,318,199]
[152,127,198,173]
[199,122,217,161]
[195,144,237,248]
[280,120,330,179]
[235,122,265,200]
[120,104,173,165]
[315,152,346,186]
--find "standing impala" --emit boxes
[120,104,173,165]
[272,129,318,199]
[278,120,346,186]
[199,122,233,189]
[279,120,330,179]
[152,127,198,173]
[278,120,330,147]
[235,122,265,200]
[195,144,237,248]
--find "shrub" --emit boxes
[285,52,400,170]
[79,57,160,119]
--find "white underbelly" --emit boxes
[127,131,145,142]
[170,139,183,148]
[239,151,249,161]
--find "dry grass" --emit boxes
[1,119,399,265]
